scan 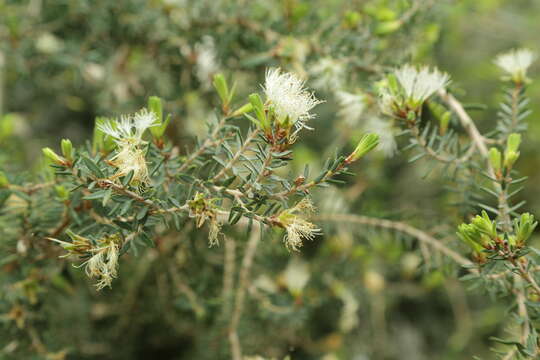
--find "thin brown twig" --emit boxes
[222,236,236,317]
[212,128,260,182]
[314,213,474,269]
[176,116,230,174]
[229,227,261,360]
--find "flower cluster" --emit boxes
[494,48,535,84]
[379,64,449,119]
[457,211,537,262]
[97,109,157,186]
[49,231,122,290]
[276,198,321,251]
[336,90,368,125]
[263,68,323,133]
[188,192,222,247]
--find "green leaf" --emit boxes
[81,156,104,178]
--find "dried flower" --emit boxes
[494,48,535,83]
[188,192,222,246]
[50,232,121,290]
[263,68,323,131]
[277,198,321,251]
[208,218,222,247]
[84,240,120,290]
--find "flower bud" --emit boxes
[248,93,269,131]
[231,103,253,117]
[148,96,163,123]
[439,111,451,135]
[148,97,170,139]
[0,171,9,188]
[42,147,66,165]
[471,211,497,239]
[457,223,484,252]
[514,212,537,245]
[55,185,69,201]
[212,73,229,106]
[506,133,521,153]
[488,147,502,173]
[350,133,379,161]
[61,139,73,162]
[504,133,521,168]
[504,151,519,169]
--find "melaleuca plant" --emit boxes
[2,1,540,359]
[369,48,540,358]
[4,70,378,291]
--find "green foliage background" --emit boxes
[1,0,539,359]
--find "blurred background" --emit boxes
[1,0,539,359]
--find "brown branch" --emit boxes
[315,213,474,269]
[212,128,260,182]
[228,227,261,360]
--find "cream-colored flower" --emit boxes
[494,48,535,83]
[263,68,323,130]
[377,86,396,115]
[336,90,368,125]
[97,109,157,186]
[310,57,345,91]
[109,146,150,185]
[365,117,397,157]
[278,198,321,251]
[394,64,449,104]
[97,109,157,147]
[195,36,220,87]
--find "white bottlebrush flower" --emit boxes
[365,117,397,157]
[97,109,157,186]
[394,64,450,104]
[377,86,396,116]
[277,198,321,251]
[195,36,220,88]
[97,109,157,146]
[263,68,323,130]
[110,146,150,185]
[310,57,345,91]
[283,258,310,296]
[336,90,368,126]
[494,48,535,83]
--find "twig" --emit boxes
[222,236,236,317]
[212,128,260,182]
[176,116,230,174]
[229,227,261,360]
[315,213,474,269]
[439,90,488,157]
